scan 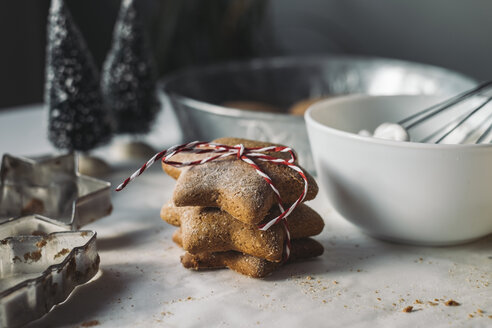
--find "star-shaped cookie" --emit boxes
[174,230,324,278]
[162,138,318,225]
[161,201,324,262]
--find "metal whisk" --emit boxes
[402,80,492,144]
[372,81,492,144]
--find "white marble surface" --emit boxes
[1,105,492,328]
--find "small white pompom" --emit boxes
[373,123,410,142]
[358,129,373,137]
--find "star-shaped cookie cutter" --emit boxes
[0,153,112,230]
[0,215,100,328]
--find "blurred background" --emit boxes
[1,0,491,109]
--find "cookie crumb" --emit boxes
[428,301,438,306]
[24,251,42,262]
[36,239,47,248]
[21,198,44,216]
[54,248,70,259]
[81,320,100,327]
[468,314,474,318]
[414,299,423,304]
[333,281,339,284]
[444,300,460,306]
[477,309,484,314]
[402,306,413,313]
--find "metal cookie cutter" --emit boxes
[0,153,112,229]
[0,153,112,327]
[0,215,100,328]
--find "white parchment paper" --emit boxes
[2,106,491,328]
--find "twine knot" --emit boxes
[235,144,245,159]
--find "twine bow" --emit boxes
[116,141,309,261]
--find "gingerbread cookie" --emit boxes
[179,236,324,278]
[288,96,342,116]
[221,101,282,113]
[288,97,326,116]
[162,138,318,225]
[161,202,324,262]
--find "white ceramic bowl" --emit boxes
[305,95,492,245]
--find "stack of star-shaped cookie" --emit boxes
[160,138,324,278]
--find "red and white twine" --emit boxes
[116,141,309,261]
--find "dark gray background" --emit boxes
[1,0,490,109]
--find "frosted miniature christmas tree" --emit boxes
[45,0,112,176]
[45,0,112,153]
[102,0,160,137]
